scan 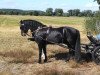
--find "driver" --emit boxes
[96,34,100,41]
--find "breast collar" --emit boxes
[35,26,52,35]
[47,27,52,34]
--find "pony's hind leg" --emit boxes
[66,48,72,61]
[75,49,81,63]
[38,44,42,63]
[75,30,81,63]
[72,45,81,62]
[43,45,47,63]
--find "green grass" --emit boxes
[0,15,85,27]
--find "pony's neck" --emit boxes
[30,24,47,32]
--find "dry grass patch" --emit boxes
[0,70,13,75]
[36,68,77,75]
[68,60,80,68]
[35,62,82,75]
[0,50,35,63]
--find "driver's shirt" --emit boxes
[96,34,100,40]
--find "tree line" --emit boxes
[0,8,96,17]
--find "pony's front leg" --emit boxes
[66,49,72,61]
[75,48,81,63]
[38,44,42,63]
[43,45,47,63]
[69,49,75,58]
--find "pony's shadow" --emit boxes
[0,50,92,64]
[49,51,92,62]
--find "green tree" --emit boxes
[94,0,100,9]
[29,12,34,15]
[33,11,39,16]
[68,9,80,16]
[54,8,63,16]
[68,10,73,16]
[73,9,80,16]
[38,11,46,16]
[83,10,93,17]
[94,0,100,4]
[46,8,53,16]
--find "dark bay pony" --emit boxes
[20,19,81,63]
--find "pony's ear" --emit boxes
[20,20,23,24]
[20,20,24,26]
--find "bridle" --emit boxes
[26,33,32,37]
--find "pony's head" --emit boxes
[20,20,30,36]
[20,19,47,36]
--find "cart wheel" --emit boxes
[92,46,100,65]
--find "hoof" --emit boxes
[65,58,70,62]
[44,59,47,63]
[38,60,42,64]
[75,58,81,63]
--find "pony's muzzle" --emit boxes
[28,37,35,41]
[21,31,26,36]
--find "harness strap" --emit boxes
[35,34,68,48]
[46,26,52,34]
[62,28,66,43]
[26,33,32,37]
[27,27,69,48]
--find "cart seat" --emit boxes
[87,35,97,44]
[87,35,100,45]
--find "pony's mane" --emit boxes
[22,19,46,27]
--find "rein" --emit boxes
[26,33,32,37]
[34,28,68,48]
[35,34,68,48]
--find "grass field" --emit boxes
[0,15,85,26]
[0,15,100,75]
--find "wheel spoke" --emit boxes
[92,46,100,64]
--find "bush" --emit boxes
[85,11,100,34]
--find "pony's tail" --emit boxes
[75,30,81,62]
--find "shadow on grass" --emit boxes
[0,50,92,64]
[49,51,92,62]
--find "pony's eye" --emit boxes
[20,26,24,30]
